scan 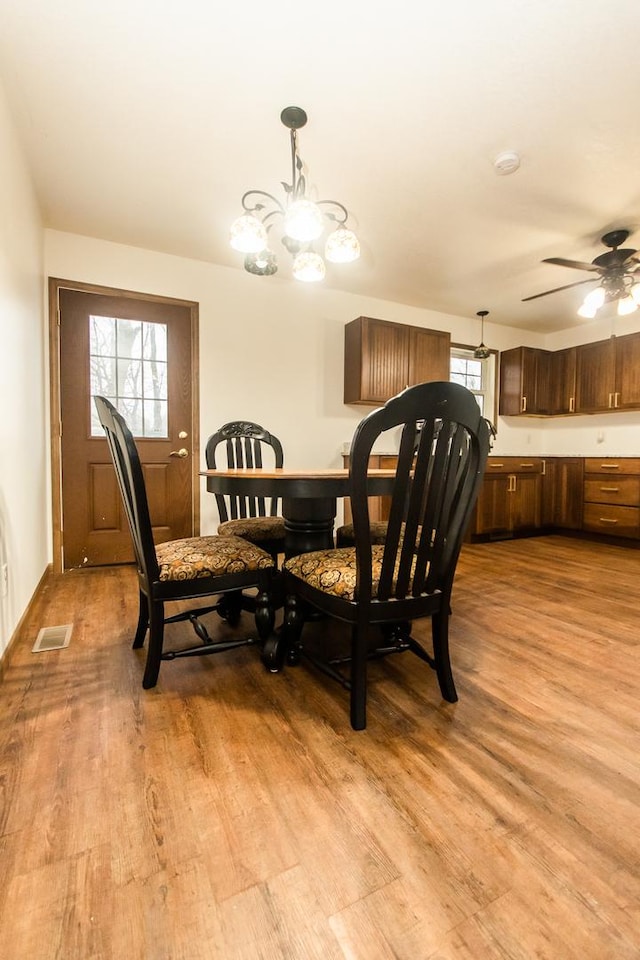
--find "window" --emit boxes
[89,315,168,437]
[450,345,497,427]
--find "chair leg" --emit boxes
[349,623,368,731]
[142,599,165,689]
[133,590,148,648]
[282,594,305,666]
[255,585,275,642]
[431,610,458,703]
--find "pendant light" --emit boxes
[473,310,490,359]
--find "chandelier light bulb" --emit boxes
[292,250,326,282]
[325,226,360,264]
[230,213,268,253]
[284,199,324,242]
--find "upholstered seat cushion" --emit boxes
[155,535,274,581]
[217,516,286,543]
[284,546,421,601]
[335,521,389,547]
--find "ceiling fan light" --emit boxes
[617,294,637,316]
[230,213,267,253]
[577,303,598,319]
[631,282,640,305]
[292,250,326,282]
[325,226,360,263]
[583,286,606,310]
[284,199,324,242]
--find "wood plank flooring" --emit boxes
[0,536,638,959]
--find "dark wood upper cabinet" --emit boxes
[576,333,640,413]
[344,316,450,404]
[500,333,640,417]
[549,347,577,415]
[499,347,551,416]
[575,338,616,412]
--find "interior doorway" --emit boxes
[49,279,199,571]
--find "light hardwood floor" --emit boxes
[0,536,638,959]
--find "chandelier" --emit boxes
[473,310,491,359]
[229,106,360,282]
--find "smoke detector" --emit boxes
[494,151,521,175]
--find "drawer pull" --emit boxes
[489,463,504,468]
[599,517,618,524]
[599,486,619,492]
[600,464,620,470]
[519,462,535,468]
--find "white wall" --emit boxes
[45,230,537,533]
[0,81,47,657]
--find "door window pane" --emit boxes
[89,315,169,437]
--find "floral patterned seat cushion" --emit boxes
[218,516,286,543]
[155,535,274,581]
[335,521,389,547]
[284,546,421,601]
[335,521,423,549]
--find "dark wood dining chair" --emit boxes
[280,381,490,730]
[205,420,286,560]
[95,397,276,689]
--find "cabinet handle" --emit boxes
[599,486,619,492]
[600,464,620,470]
[615,392,620,408]
[541,460,546,475]
[599,517,618,524]
[521,396,527,413]
[508,475,516,492]
[569,397,575,413]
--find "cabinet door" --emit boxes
[549,347,577,415]
[615,332,640,409]
[344,317,409,404]
[554,458,583,528]
[511,474,541,531]
[473,475,512,535]
[408,327,451,386]
[575,339,615,412]
[499,347,544,415]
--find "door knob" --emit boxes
[169,448,189,458]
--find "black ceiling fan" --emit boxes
[522,229,640,303]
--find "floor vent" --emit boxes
[32,624,73,653]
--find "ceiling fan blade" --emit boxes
[542,257,600,272]
[522,278,597,302]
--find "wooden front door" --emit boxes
[56,284,198,568]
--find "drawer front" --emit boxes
[583,477,640,506]
[583,503,640,538]
[584,458,640,476]
[485,457,543,475]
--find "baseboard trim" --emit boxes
[0,563,53,682]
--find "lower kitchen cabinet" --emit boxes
[542,457,584,529]
[471,458,543,539]
[582,458,640,539]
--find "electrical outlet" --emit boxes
[1,564,7,599]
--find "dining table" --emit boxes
[200,466,397,557]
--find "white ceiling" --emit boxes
[1,0,640,333]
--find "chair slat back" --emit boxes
[349,382,490,606]
[205,421,284,522]
[94,396,159,583]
